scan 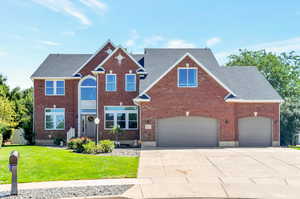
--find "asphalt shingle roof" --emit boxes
[31,48,282,101]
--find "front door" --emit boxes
[81,115,96,138]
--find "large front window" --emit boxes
[125,74,136,91]
[45,108,65,130]
[106,74,117,91]
[45,80,65,95]
[80,78,96,100]
[104,106,138,129]
[178,68,198,87]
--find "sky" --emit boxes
[0,0,300,89]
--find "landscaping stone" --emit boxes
[0,185,132,199]
[98,148,140,157]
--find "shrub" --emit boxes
[0,134,2,148]
[100,140,114,153]
[53,138,65,146]
[68,137,91,153]
[83,141,97,153]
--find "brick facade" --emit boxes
[139,55,280,146]
[97,48,141,140]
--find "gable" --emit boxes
[139,53,235,98]
[95,48,144,73]
[74,40,116,76]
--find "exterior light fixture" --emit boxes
[186,63,189,67]
[186,111,190,117]
[120,102,123,106]
[94,117,100,145]
[254,112,258,117]
[94,117,100,125]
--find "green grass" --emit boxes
[289,145,300,150]
[0,145,139,184]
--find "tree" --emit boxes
[226,49,300,145]
[0,96,17,142]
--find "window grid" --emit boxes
[125,74,136,92]
[178,68,198,88]
[45,80,65,96]
[104,106,138,130]
[105,74,117,91]
[44,108,65,130]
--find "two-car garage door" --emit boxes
[157,116,218,147]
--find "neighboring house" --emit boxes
[31,40,283,147]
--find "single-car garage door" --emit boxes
[239,117,272,147]
[157,116,218,147]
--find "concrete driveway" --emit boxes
[135,147,300,198]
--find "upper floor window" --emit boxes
[45,80,65,95]
[106,74,117,91]
[125,74,136,92]
[45,108,65,130]
[80,78,96,100]
[178,68,198,87]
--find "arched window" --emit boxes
[80,78,96,100]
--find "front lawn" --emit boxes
[289,145,300,150]
[0,146,139,184]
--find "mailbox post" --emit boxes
[9,150,19,195]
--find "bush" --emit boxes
[53,138,66,146]
[68,137,91,153]
[83,141,96,153]
[100,140,114,153]
[0,134,2,148]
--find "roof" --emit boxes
[218,66,283,101]
[31,54,92,78]
[140,48,220,92]
[31,46,282,102]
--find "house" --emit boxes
[31,40,283,147]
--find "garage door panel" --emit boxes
[157,116,218,147]
[239,117,272,147]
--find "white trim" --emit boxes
[125,74,137,92]
[226,99,284,103]
[139,52,236,98]
[44,108,65,130]
[31,77,80,80]
[95,47,145,71]
[45,80,65,96]
[133,94,151,104]
[223,92,232,100]
[73,40,116,75]
[105,74,117,92]
[177,67,198,88]
[78,75,97,137]
[104,106,138,130]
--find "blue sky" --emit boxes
[0,0,300,89]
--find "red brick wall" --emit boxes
[97,48,141,140]
[79,42,115,76]
[34,79,79,140]
[140,55,280,143]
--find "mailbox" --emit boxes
[9,150,19,195]
[9,151,19,166]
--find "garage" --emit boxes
[157,116,218,147]
[238,117,272,147]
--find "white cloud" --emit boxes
[166,39,196,48]
[143,35,164,46]
[0,50,8,56]
[32,0,91,25]
[62,31,75,36]
[39,40,61,46]
[79,0,107,12]
[206,37,221,47]
[215,37,300,64]
[124,29,140,48]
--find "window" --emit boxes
[45,80,65,95]
[125,74,136,91]
[104,106,138,129]
[45,108,65,130]
[178,68,198,87]
[80,78,96,100]
[106,74,117,91]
